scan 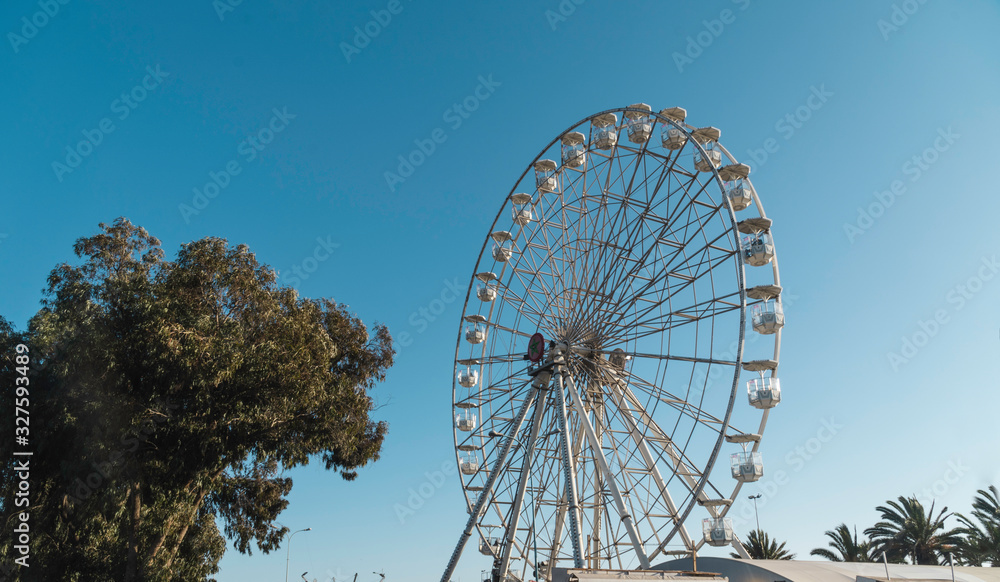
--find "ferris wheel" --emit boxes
[441,104,785,582]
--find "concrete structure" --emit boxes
[654,557,1000,582]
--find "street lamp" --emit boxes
[285,527,312,582]
[748,494,762,531]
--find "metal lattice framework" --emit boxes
[441,105,784,582]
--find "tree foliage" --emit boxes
[955,486,1000,566]
[0,218,393,581]
[730,529,796,560]
[810,523,875,562]
[864,496,960,565]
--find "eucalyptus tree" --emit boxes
[0,218,394,581]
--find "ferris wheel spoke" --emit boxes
[604,400,708,559]
[618,368,728,430]
[442,381,544,582]
[602,367,715,487]
[503,209,568,325]
[597,370,695,550]
[576,347,738,369]
[608,293,742,343]
[495,374,550,581]
[493,284,547,330]
[599,195,733,326]
[561,368,652,569]
[545,192,615,329]
[507,251,567,327]
[584,126,704,306]
[563,154,649,319]
[611,172,718,281]
[583,187,723,331]
[593,407,659,555]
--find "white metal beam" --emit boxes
[563,371,651,569]
[440,387,539,582]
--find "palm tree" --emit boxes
[810,523,875,562]
[954,485,1000,566]
[730,529,796,560]
[864,496,960,565]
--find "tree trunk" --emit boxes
[158,466,226,573]
[124,481,142,582]
[143,478,196,568]
[160,488,211,572]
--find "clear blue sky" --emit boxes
[2,1,999,580]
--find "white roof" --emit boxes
[659,106,687,121]
[719,163,751,181]
[654,557,1000,582]
[737,217,772,234]
[567,571,724,582]
[747,284,782,300]
[697,498,733,507]
[490,230,512,242]
[510,192,532,204]
[741,359,778,372]
[476,271,498,282]
[624,103,653,118]
[535,159,557,172]
[561,131,586,145]
[592,112,618,127]
[692,126,722,142]
[464,314,487,323]
[725,432,761,444]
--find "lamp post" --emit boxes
[285,528,312,582]
[748,494,762,531]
